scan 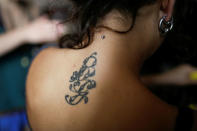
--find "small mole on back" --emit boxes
[101,35,106,40]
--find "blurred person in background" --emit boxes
[0,0,65,130]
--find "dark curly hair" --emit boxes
[59,0,157,49]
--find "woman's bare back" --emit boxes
[26,37,178,130]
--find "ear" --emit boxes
[160,0,176,20]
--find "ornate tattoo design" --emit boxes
[65,52,98,105]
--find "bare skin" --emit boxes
[26,0,179,130]
[0,0,65,56]
[142,64,197,86]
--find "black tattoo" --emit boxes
[65,52,98,105]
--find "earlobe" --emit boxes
[161,0,168,11]
[160,0,175,20]
[158,0,175,36]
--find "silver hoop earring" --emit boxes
[159,16,174,36]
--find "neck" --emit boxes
[92,5,161,78]
[93,29,150,79]
[116,38,146,78]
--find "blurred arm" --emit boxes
[0,17,65,57]
[141,65,197,86]
[0,27,27,56]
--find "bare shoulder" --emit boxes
[29,47,66,69]
[26,47,96,90]
[26,47,74,129]
[26,47,70,103]
[27,47,62,88]
[26,47,62,96]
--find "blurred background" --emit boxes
[0,0,197,131]
[0,0,70,130]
